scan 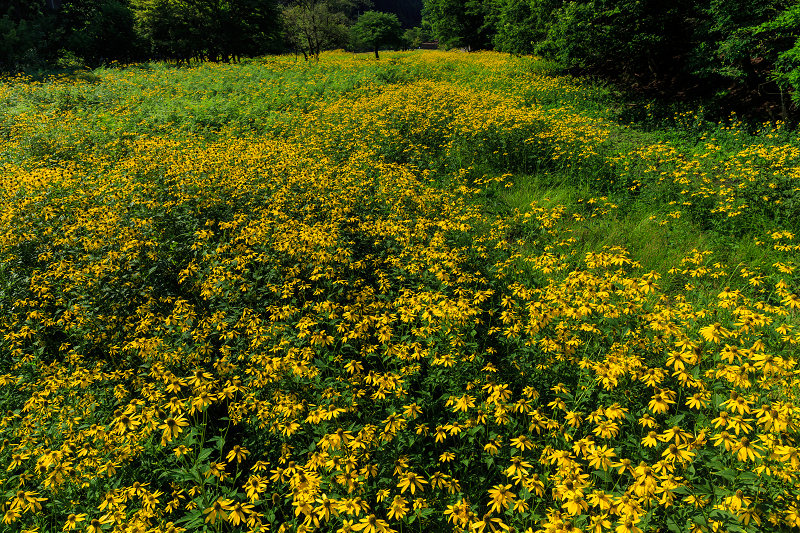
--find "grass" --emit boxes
[0,51,799,533]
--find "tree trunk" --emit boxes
[780,86,789,124]
[374,46,379,60]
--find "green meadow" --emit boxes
[0,51,799,533]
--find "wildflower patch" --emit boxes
[0,51,799,533]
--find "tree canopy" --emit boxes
[422,0,494,50]
[421,0,800,114]
[352,10,402,58]
[280,0,354,61]
[1,0,281,68]
[4,0,800,118]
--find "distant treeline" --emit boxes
[422,0,800,117]
[4,0,800,118]
[0,0,423,69]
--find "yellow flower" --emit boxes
[352,514,392,533]
[615,517,642,533]
[338,519,356,533]
[562,493,589,516]
[7,452,29,471]
[487,484,516,513]
[661,443,695,464]
[86,518,109,533]
[698,322,729,343]
[205,461,227,479]
[314,495,338,522]
[470,512,510,533]
[448,394,476,413]
[483,438,502,456]
[3,507,21,524]
[337,497,369,517]
[685,392,709,410]
[589,514,612,533]
[226,445,250,464]
[387,495,409,520]
[203,498,234,524]
[173,445,191,458]
[159,415,189,443]
[587,445,616,471]
[648,390,674,415]
[504,455,532,477]
[512,498,529,513]
[774,445,800,469]
[734,437,762,462]
[593,419,620,439]
[711,431,736,451]
[228,502,254,526]
[565,411,583,428]
[62,514,86,531]
[509,435,535,451]
[397,472,427,495]
[187,369,213,388]
[11,490,47,513]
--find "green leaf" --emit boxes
[197,447,213,464]
[593,469,612,483]
[717,468,737,482]
[175,508,204,528]
[666,413,685,426]
[667,517,683,533]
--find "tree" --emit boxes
[532,0,699,81]
[62,0,139,64]
[422,0,496,50]
[352,10,401,58]
[492,0,561,55]
[402,25,430,49]
[747,2,800,112]
[1,1,58,69]
[280,0,368,60]
[133,0,199,61]
[689,0,788,82]
[281,2,348,60]
[133,0,279,63]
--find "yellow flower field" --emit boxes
[0,51,799,533]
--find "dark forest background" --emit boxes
[3,0,800,120]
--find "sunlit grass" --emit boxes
[0,51,798,533]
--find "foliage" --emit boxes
[1,50,800,533]
[60,0,139,64]
[281,0,355,60]
[132,0,202,62]
[422,0,800,118]
[491,0,552,56]
[421,0,496,50]
[529,0,697,81]
[133,0,280,62]
[0,2,58,70]
[751,3,800,105]
[402,26,431,49]
[1,0,280,69]
[0,4,50,70]
[352,11,402,59]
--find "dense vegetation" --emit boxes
[1,51,800,533]
[0,0,418,68]
[4,0,800,120]
[422,0,800,120]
